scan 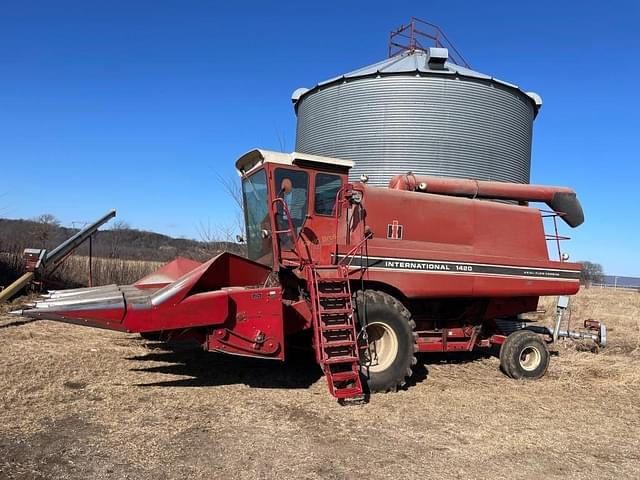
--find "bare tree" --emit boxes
[215,172,245,237]
[196,172,247,258]
[31,213,61,249]
[108,220,131,258]
[274,126,287,153]
[579,261,604,287]
[197,219,237,255]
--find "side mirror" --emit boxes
[260,229,271,239]
[235,235,246,244]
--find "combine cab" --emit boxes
[14,149,605,403]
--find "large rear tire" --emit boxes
[499,330,550,380]
[354,290,417,392]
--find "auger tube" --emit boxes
[388,174,584,227]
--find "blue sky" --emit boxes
[1,1,638,275]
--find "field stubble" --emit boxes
[0,288,638,479]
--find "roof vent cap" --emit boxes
[426,47,448,69]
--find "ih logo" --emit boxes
[387,220,403,240]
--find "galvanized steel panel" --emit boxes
[295,74,535,186]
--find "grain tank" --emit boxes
[292,19,542,186]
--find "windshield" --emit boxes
[241,169,272,264]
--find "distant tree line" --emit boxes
[0,215,245,264]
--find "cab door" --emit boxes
[271,166,310,266]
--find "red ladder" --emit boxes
[306,264,364,401]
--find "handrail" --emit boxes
[333,184,357,261]
[332,184,368,268]
[540,210,570,261]
[271,197,302,267]
[388,17,470,67]
[337,233,371,268]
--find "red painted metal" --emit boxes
[388,173,584,228]
[388,173,572,203]
[206,287,284,360]
[584,319,601,331]
[306,264,363,399]
[134,256,202,289]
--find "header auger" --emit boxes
[13,149,605,403]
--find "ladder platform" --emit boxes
[313,264,348,270]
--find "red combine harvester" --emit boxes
[14,149,605,403]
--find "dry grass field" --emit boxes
[0,288,638,480]
[0,252,163,288]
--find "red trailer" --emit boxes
[14,149,605,402]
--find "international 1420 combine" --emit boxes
[13,149,606,403]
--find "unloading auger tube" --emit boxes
[388,174,584,227]
[0,209,116,304]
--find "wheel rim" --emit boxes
[360,322,399,373]
[518,345,542,371]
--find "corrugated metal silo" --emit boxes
[292,47,542,186]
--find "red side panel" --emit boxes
[335,185,582,299]
[207,287,284,360]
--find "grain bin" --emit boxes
[292,29,542,186]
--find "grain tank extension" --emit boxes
[13,150,605,403]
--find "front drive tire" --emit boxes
[499,330,550,380]
[354,290,417,392]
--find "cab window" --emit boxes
[241,169,271,263]
[274,168,309,231]
[314,173,342,215]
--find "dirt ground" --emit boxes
[0,288,638,480]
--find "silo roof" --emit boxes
[292,48,542,113]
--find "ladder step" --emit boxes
[321,323,353,332]
[322,339,357,348]
[320,307,352,316]
[331,371,359,382]
[333,387,364,399]
[318,292,352,299]
[316,277,348,283]
[324,355,359,365]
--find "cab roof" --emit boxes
[235,149,354,176]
